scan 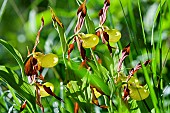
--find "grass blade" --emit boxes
[0,39,25,79]
[0,66,36,112]
[50,8,68,67]
[142,64,160,113]
[85,14,95,34]
[0,0,8,22]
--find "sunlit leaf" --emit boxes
[67,81,80,94]
[66,80,92,112]
[66,80,86,102]
[0,0,8,22]
[7,84,20,109]
[90,74,111,96]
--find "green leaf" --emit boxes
[99,65,110,82]
[153,0,166,24]
[68,60,111,96]
[85,14,95,34]
[50,8,67,54]
[0,66,36,112]
[87,61,101,77]
[95,47,114,73]
[66,80,92,113]
[89,74,110,96]
[142,63,160,112]
[7,84,20,110]
[0,0,8,22]
[67,81,84,102]
[50,8,68,68]
[129,100,141,113]
[88,61,110,82]
[0,39,25,78]
[0,92,8,112]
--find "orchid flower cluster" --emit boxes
[22,0,151,112]
[67,0,121,67]
[24,17,63,112]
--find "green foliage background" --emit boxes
[0,0,170,112]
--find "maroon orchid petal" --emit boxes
[20,100,27,112]
[50,7,64,28]
[36,85,44,113]
[68,43,75,60]
[122,86,130,101]
[107,43,112,54]
[144,60,151,66]
[127,60,151,81]
[74,102,79,113]
[118,43,130,72]
[24,56,39,76]
[74,0,86,33]
[43,85,64,103]
[129,60,151,76]
[129,63,142,76]
[24,56,35,76]
[103,31,109,43]
[99,0,110,25]
[80,42,86,60]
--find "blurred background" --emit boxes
[0,0,169,64]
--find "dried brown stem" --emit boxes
[32,17,44,53]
